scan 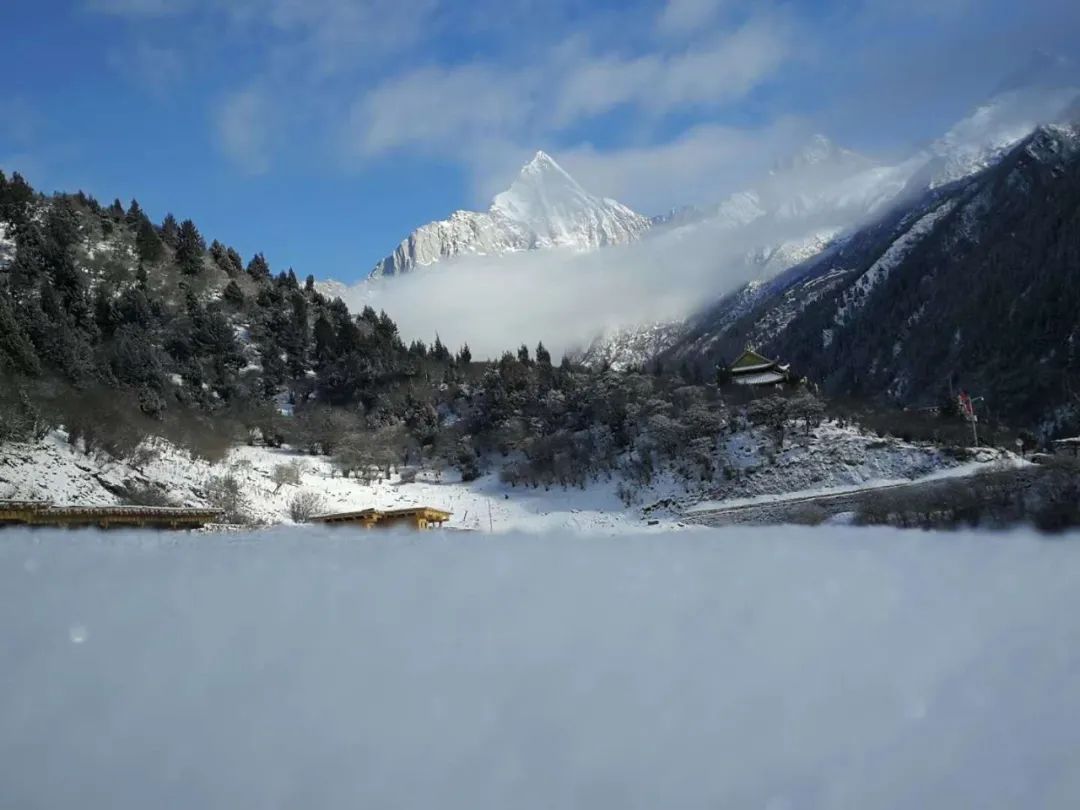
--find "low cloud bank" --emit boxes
[333,80,1080,360]
[343,205,859,360]
[353,226,749,359]
[3,527,1080,809]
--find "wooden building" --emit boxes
[0,501,222,530]
[727,348,793,387]
[313,506,452,530]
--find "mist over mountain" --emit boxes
[332,59,1079,367]
[663,118,1080,428]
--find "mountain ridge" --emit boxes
[660,120,1080,430]
[368,151,651,278]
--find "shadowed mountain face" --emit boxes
[579,62,1080,376]
[664,122,1080,429]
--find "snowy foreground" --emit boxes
[2,527,1079,809]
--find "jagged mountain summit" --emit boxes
[369,151,651,278]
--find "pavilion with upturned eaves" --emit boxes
[726,348,793,387]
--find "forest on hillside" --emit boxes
[663,126,1080,435]
[0,171,1017,496]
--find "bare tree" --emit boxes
[271,461,305,492]
[287,491,327,523]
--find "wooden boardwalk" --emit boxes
[0,501,222,530]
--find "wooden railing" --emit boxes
[0,501,222,529]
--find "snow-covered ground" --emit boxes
[2,526,1079,809]
[702,420,999,503]
[0,422,1013,532]
[685,455,1030,514]
[0,431,691,534]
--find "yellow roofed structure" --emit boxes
[313,506,451,530]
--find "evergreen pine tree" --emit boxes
[93,284,117,337]
[431,334,451,362]
[536,341,551,366]
[285,290,309,376]
[457,344,472,365]
[0,172,35,226]
[223,280,245,308]
[209,240,230,273]
[160,213,179,248]
[0,290,41,375]
[136,218,165,264]
[175,219,206,275]
[125,199,143,226]
[313,313,337,366]
[226,247,244,276]
[247,252,271,281]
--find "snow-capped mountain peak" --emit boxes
[519,150,574,180]
[492,151,592,223]
[369,150,650,278]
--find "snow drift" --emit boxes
[3,527,1080,809]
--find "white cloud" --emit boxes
[214,88,274,174]
[657,0,727,37]
[228,0,441,73]
[333,121,915,360]
[555,18,789,125]
[348,65,539,157]
[457,117,812,216]
[335,180,845,360]
[91,0,442,74]
[346,240,722,360]
[346,12,792,164]
[551,53,660,126]
[652,18,791,108]
[554,119,809,213]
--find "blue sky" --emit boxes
[1,0,1077,282]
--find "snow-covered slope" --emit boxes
[369,151,651,278]
[0,431,685,534]
[575,320,688,372]
[0,418,1002,532]
[919,86,1080,189]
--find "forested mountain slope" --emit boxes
[0,173,803,495]
[664,123,1080,432]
